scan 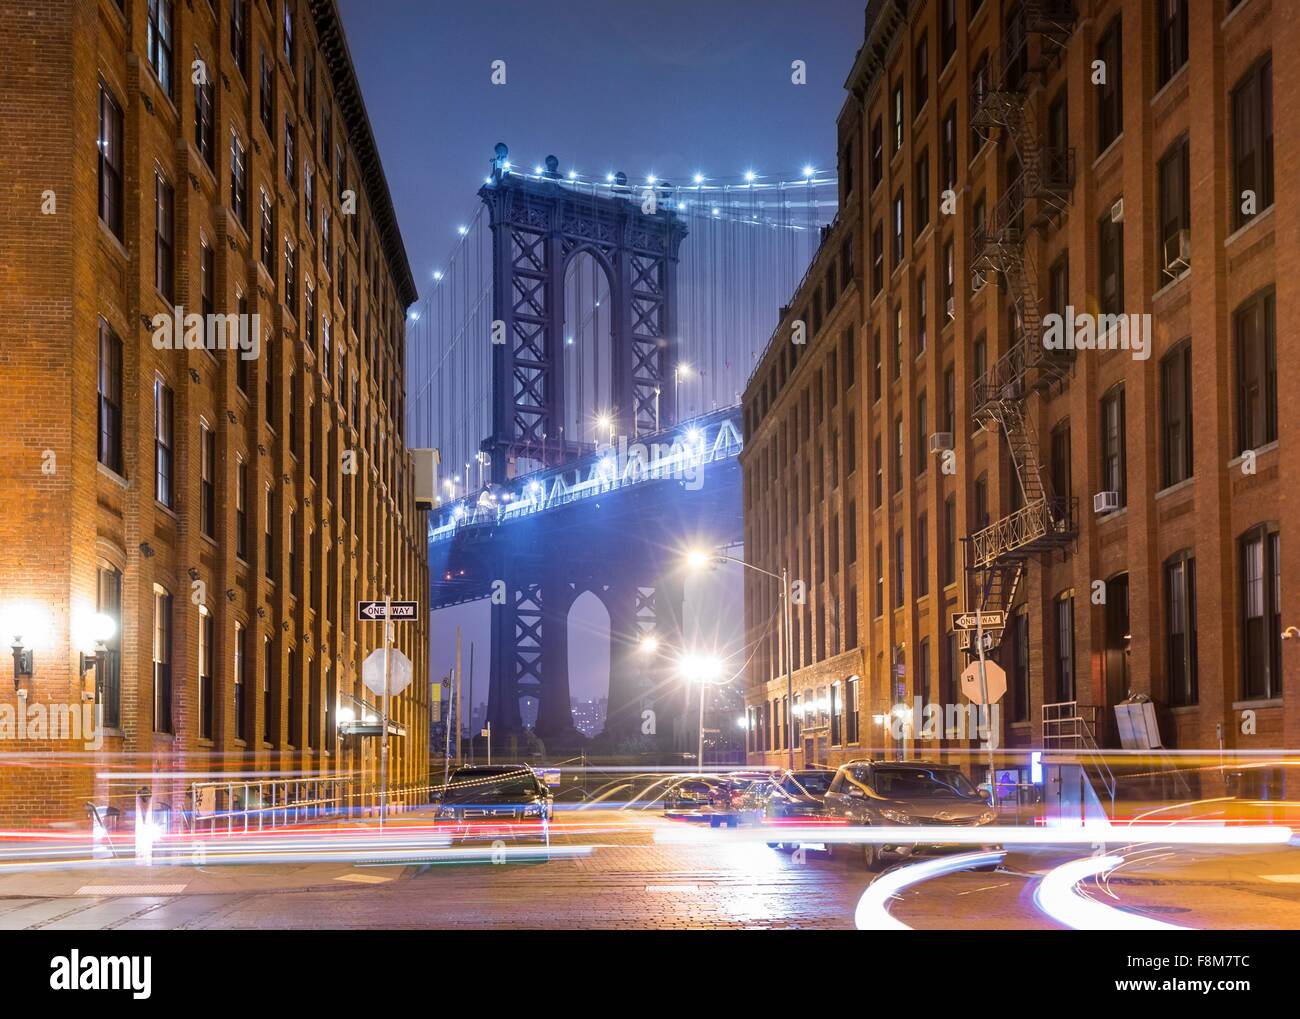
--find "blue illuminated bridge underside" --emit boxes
[428,406,743,611]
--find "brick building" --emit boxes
[0,0,429,826]
[741,0,1297,784]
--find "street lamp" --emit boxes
[678,652,725,773]
[685,548,795,769]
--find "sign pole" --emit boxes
[974,612,997,812]
[487,721,492,766]
[379,594,392,830]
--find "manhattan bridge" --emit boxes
[405,145,838,749]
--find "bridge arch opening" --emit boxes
[562,249,616,449]
[567,589,611,737]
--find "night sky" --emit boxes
[337,0,867,709]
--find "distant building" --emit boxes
[570,697,608,738]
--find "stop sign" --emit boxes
[363,647,413,698]
[960,660,1007,705]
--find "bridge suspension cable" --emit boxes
[405,168,838,499]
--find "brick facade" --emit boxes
[741,0,1298,780]
[0,0,429,826]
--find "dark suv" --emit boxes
[822,760,996,870]
[434,765,554,826]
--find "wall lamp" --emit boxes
[78,612,117,680]
[10,637,32,693]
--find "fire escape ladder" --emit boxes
[963,4,1078,657]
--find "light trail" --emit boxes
[854,851,1006,930]
[1033,854,1195,931]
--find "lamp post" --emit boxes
[686,550,794,770]
[677,652,725,773]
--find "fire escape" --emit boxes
[965,2,1077,652]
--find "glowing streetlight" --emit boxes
[639,634,660,655]
[685,549,715,571]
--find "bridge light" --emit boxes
[686,427,702,444]
[711,207,720,216]
[432,270,443,281]
[639,635,659,655]
[647,174,657,184]
[457,225,468,235]
[568,170,577,180]
[803,164,815,178]
[452,506,465,519]
[605,172,615,183]
[693,172,704,184]
[533,164,543,174]
[744,170,756,182]
[678,653,724,684]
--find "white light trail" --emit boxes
[1034,854,1194,931]
[854,851,1005,930]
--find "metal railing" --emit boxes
[1042,700,1116,808]
[189,776,354,833]
[968,497,1074,568]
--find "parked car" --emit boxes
[821,760,997,870]
[733,769,834,847]
[661,776,723,812]
[433,765,554,827]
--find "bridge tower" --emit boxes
[964,4,1078,652]
[476,149,691,744]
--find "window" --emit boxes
[914,150,929,235]
[917,513,929,597]
[871,222,884,294]
[283,2,295,64]
[284,114,296,187]
[96,566,122,728]
[1232,56,1273,229]
[970,52,988,156]
[916,273,927,353]
[235,622,247,741]
[1096,17,1123,152]
[265,486,275,580]
[1166,551,1198,706]
[893,415,903,493]
[289,509,299,596]
[893,304,903,378]
[1100,385,1126,506]
[1049,252,1069,321]
[871,332,881,402]
[263,637,275,742]
[872,433,882,506]
[892,78,904,153]
[846,676,860,743]
[153,586,173,733]
[1009,610,1029,722]
[914,32,929,111]
[287,647,298,746]
[1050,420,1071,502]
[304,279,315,349]
[943,494,956,586]
[1055,591,1076,702]
[1235,289,1277,453]
[915,391,927,475]
[153,174,174,301]
[870,115,883,191]
[942,364,955,434]
[259,49,273,135]
[200,425,216,538]
[98,84,124,238]
[304,161,315,232]
[941,105,957,192]
[892,188,904,266]
[194,70,215,166]
[830,682,841,746]
[874,543,884,617]
[97,321,123,475]
[230,132,248,225]
[199,240,214,317]
[1240,524,1281,700]
[1098,206,1124,314]
[284,240,296,314]
[199,606,214,740]
[1158,136,1190,278]
[1160,340,1193,487]
[260,190,275,269]
[974,474,988,531]
[146,0,174,96]
[236,458,249,560]
[894,528,905,608]
[1004,4,1027,86]
[230,0,248,75]
[154,378,174,507]
[940,0,957,68]
[1158,0,1188,88]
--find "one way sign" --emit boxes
[357,600,419,622]
[950,610,1005,631]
